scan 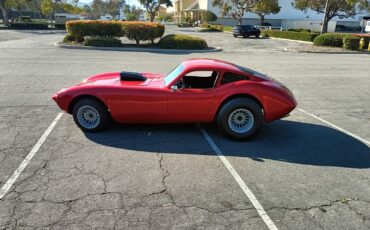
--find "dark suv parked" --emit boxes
[233,25,261,38]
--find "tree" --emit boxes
[212,0,259,25]
[91,0,122,17]
[252,0,280,26]
[1,0,12,26]
[138,0,172,22]
[293,0,369,34]
[203,10,217,23]
[123,4,142,21]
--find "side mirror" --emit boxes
[171,85,178,91]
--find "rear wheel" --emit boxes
[243,34,249,38]
[72,98,110,132]
[256,33,260,38]
[217,98,263,140]
[233,34,237,38]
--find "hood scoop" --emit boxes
[120,71,147,81]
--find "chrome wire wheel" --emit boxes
[76,105,101,129]
[227,108,254,134]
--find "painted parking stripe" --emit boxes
[197,124,279,230]
[298,108,370,146]
[0,113,63,200]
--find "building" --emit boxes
[173,0,369,32]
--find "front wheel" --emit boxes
[72,98,110,132]
[217,98,263,140]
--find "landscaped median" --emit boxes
[261,30,320,42]
[199,23,233,32]
[60,20,220,52]
[313,33,370,51]
[261,29,370,51]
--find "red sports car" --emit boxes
[52,59,296,140]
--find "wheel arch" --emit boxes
[68,94,108,114]
[215,94,264,119]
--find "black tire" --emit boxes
[72,98,110,132]
[256,33,260,38]
[233,34,237,38]
[243,33,249,38]
[217,98,263,141]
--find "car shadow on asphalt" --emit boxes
[84,120,370,169]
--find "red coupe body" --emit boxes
[52,59,296,124]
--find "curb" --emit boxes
[55,42,223,53]
[268,37,313,44]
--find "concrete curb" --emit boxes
[55,42,222,53]
[268,37,313,44]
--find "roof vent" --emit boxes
[120,72,147,81]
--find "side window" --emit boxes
[221,72,249,85]
[181,71,218,89]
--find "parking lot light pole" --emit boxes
[321,0,330,34]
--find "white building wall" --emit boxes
[208,0,367,21]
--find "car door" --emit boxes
[167,70,218,123]
[108,86,168,123]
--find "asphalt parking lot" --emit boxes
[0,26,369,229]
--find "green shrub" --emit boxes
[66,20,123,39]
[9,22,48,30]
[158,34,208,49]
[203,11,217,23]
[222,26,233,32]
[343,37,360,50]
[177,23,193,27]
[261,30,319,42]
[63,34,75,43]
[313,33,352,47]
[288,28,311,33]
[66,20,164,45]
[121,21,164,45]
[200,23,210,28]
[83,37,122,47]
[199,27,222,32]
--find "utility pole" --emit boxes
[321,0,329,34]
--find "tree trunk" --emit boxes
[150,12,155,22]
[259,15,264,26]
[321,14,329,34]
[237,17,242,25]
[321,0,330,34]
[0,5,9,27]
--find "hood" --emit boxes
[79,72,165,87]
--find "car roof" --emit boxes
[181,58,241,72]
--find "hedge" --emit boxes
[66,20,123,40]
[158,34,208,49]
[343,37,360,50]
[177,23,193,27]
[262,30,320,42]
[121,21,164,45]
[313,33,352,47]
[83,37,122,47]
[9,22,48,30]
[200,23,233,32]
[66,20,164,45]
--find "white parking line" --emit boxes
[197,124,278,230]
[298,108,370,146]
[0,113,63,200]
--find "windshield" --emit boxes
[164,64,184,86]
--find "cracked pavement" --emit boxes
[0,27,369,229]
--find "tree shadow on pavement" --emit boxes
[84,120,370,169]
